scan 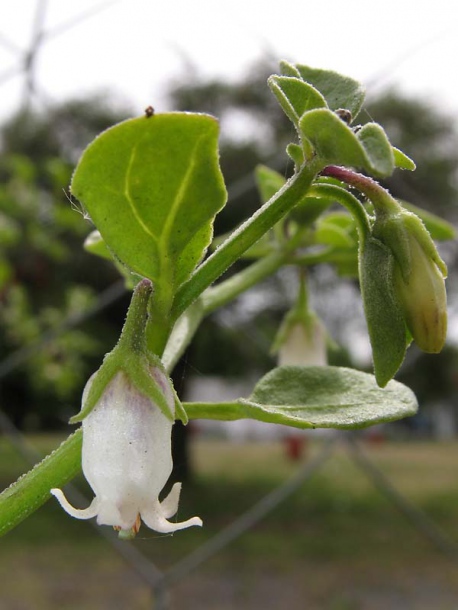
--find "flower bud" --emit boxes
[373,209,447,353]
[393,233,447,352]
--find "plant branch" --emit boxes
[309,182,372,244]
[0,429,82,537]
[171,159,323,321]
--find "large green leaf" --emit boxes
[294,64,365,118]
[184,366,417,429]
[71,112,227,292]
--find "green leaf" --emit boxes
[315,215,356,247]
[286,143,305,167]
[255,165,286,202]
[290,196,335,226]
[84,230,142,289]
[359,238,408,386]
[300,109,367,168]
[393,147,416,171]
[295,64,365,118]
[84,229,112,260]
[300,109,395,177]
[268,75,327,127]
[71,112,227,294]
[357,123,394,177]
[279,59,301,78]
[184,366,417,429]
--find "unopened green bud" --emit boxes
[373,207,447,353]
[393,232,447,352]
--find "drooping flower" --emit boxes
[277,316,328,367]
[51,369,202,538]
[272,275,330,367]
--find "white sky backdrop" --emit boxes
[1,0,458,119]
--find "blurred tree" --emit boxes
[0,96,131,429]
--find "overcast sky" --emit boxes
[1,0,458,121]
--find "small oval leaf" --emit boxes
[300,110,396,177]
[393,147,416,171]
[184,366,418,429]
[300,109,367,168]
[357,123,395,177]
[268,75,327,127]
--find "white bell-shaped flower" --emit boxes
[272,274,330,368]
[278,316,328,367]
[51,370,202,536]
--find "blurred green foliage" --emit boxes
[0,97,131,428]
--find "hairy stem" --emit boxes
[321,165,400,216]
[171,159,323,321]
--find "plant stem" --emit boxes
[201,250,288,314]
[309,182,371,244]
[0,429,82,537]
[321,165,400,216]
[118,279,152,352]
[171,159,323,321]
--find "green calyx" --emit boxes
[271,276,313,354]
[70,279,186,424]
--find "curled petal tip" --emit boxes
[160,482,182,518]
[142,500,202,534]
[50,488,98,520]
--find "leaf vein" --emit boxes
[124,144,158,242]
[159,135,203,252]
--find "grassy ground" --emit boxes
[1,434,458,609]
